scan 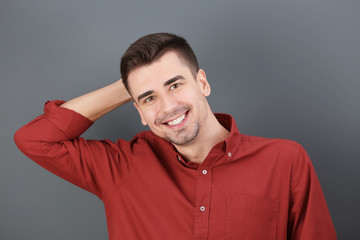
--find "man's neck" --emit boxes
[174,113,230,164]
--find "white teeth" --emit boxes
[167,114,185,126]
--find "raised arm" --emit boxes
[61,79,132,121]
[14,79,135,197]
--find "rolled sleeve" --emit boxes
[44,100,93,139]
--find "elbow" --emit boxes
[14,124,43,157]
[14,125,53,160]
[14,114,48,155]
[14,126,30,154]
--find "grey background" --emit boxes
[1,0,359,239]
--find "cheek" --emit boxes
[142,109,158,124]
[179,89,198,101]
[184,90,205,104]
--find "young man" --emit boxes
[15,33,336,239]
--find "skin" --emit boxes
[128,51,229,164]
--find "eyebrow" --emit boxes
[137,75,185,102]
[137,90,154,102]
[163,75,185,87]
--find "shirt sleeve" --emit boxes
[288,145,337,239]
[14,100,133,199]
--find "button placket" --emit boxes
[194,166,212,239]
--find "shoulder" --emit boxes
[241,134,300,148]
[132,131,167,144]
[114,130,171,150]
[238,134,303,160]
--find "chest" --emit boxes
[102,152,291,240]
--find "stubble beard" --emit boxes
[165,121,200,146]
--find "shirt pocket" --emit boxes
[225,194,279,240]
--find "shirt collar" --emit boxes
[214,113,242,161]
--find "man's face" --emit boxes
[128,51,211,146]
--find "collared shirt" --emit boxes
[14,100,336,240]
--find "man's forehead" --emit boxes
[127,51,191,93]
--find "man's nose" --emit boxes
[159,95,177,113]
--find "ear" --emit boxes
[196,69,211,97]
[133,102,148,126]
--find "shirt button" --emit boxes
[202,170,207,175]
[200,206,206,212]
[228,152,232,157]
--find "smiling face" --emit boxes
[127,51,211,146]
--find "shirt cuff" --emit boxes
[44,100,94,139]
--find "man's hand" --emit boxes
[60,79,133,121]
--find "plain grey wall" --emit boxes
[1,0,359,239]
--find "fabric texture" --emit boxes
[14,100,337,240]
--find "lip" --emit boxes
[162,110,189,129]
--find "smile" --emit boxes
[166,113,186,126]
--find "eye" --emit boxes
[170,83,181,90]
[144,96,155,103]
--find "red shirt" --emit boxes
[14,100,336,240]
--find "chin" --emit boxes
[167,125,200,146]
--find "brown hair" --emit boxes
[120,33,199,93]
